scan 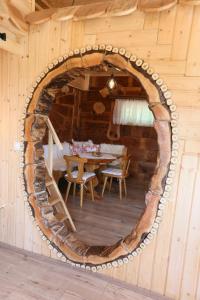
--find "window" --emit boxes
[113,99,154,127]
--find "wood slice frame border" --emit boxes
[21,45,178,271]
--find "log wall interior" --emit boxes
[49,76,158,182]
[0,4,200,300]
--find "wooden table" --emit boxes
[78,152,117,200]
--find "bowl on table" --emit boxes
[92,151,102,157]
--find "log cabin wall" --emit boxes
[0,4,200,300]
[50,76,158,183]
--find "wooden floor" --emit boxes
[65,178,146,246]
[0,243,170,300]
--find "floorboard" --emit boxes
[0,243,171,300]
[65,178,146,246]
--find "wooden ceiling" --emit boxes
[35,0,109,10]
[31,0,200,25]
[1,0,200,56]
[35,0,200,11]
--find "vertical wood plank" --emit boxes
[71,21,84,49]
[165,154,198,299]
[186,6,200,76]
[171,5,193,60]
[144,12,160,30]
[158,7,177,45]
[179,156,200,300]
[151,141,185,295]
[137,238,157,290]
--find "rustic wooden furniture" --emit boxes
[101,155,131,200]
[64,155,96,208]
[79,152,117,198]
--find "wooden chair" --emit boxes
[101,155,131,200]
[64,155,96,208]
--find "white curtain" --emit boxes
[113,99,154,127]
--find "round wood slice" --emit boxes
[179,0,200,5]
[25,8,57,25]
[52,6,78,21]
[7,1,29,32]
[73,2,107,21]
[106,0,138,17]
[0,0,9,20]
[93,102,105,114]
[139,0,177,12]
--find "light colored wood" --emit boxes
[102,176,108,197]
[48,130,53,175]
[84,11,145,34]
[80,183,84,208]
[64,155,96,207]
[96,29,158,47]
[46,166,76,231]
[74,2,107,20]
[6,1,29,32]
[25,8,57,24]
[106,0,138,17]
[165,154,198,299]
[0,242,168,300]
[186,6,200,76]
[171,5,193,60]
[158,6,177,45]
[52,6,78,21]
[144,12,160,29]
[1,5,200,300]
[180,0,200,5]
[0,37,24,56]
[139,0,177,12]
[102,156,131,200]
[148,59,186,75]
[46,118,63,151]
[179,161,200,299]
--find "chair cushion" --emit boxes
[101,168,122,176]
[65,171,96,181]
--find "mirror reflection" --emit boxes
[43,64,158,246]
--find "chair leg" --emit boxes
[102,176,108,197]
[80,184,84,208]
[89,180,94,202]
[123,178,127,197]
[109,177,113,192]
[119,179,122,200]
[65,182,72,203]
[73,182,76,197]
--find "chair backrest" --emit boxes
[100,143,127,156]
[64,155,87,183]
[120,155,131,177]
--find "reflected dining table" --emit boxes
[78,152,117,200]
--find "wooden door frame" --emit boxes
[22,45,178,270]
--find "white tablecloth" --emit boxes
[79,152,116,160]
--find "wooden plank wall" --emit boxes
[0,4,200,300]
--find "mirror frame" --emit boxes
[21,45,178,271]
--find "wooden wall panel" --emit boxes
[1,3,200,300]
[186,6,200,76]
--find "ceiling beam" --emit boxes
[0,38,24,56]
